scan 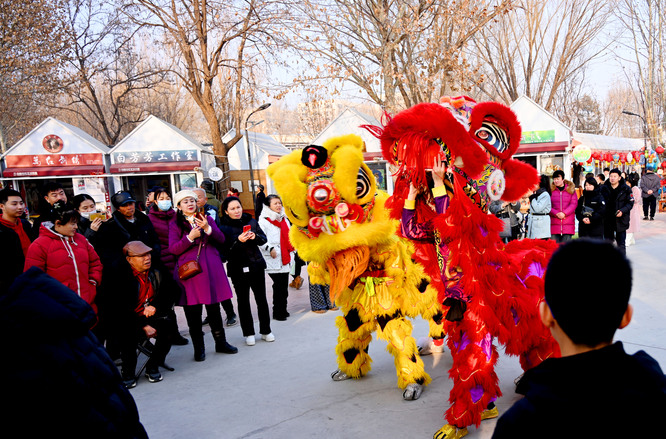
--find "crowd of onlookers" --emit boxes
[491,166,664,255]
[0,180,316,392]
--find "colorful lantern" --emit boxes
[572,145,592,162]
[619,152,627,163]
[613,153,620,162]
[656,146,665,155]
[626,152,633,163]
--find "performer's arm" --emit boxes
[401,184,434,240]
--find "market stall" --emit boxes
[108,115,215,207]
[0,117,111,217]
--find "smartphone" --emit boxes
[243,225,251,233]
[90,212,105,221]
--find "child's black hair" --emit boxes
[544,239,632,346]
[51,200,80,226]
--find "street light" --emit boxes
[245,103,271,209]
[621,109,648,148]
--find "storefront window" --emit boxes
[539,155,564,176]
[175,173,197,192]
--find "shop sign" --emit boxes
[113,149,197,164]
[521,130,555,144]
[5,153,104,168]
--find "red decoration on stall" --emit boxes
[656,146,665,155]
[619,152,627,163]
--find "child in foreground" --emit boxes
[492,239,666,438]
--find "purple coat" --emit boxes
[550,181,578,236]
[148,206,176,272]
[168,215,233,306]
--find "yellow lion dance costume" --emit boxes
[267,134,444,399]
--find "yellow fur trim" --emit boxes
[404,199,416,210]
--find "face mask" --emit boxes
[80,211,92,219]
[157,200,172,211]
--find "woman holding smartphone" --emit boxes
[219,196,274,346]
[71,194,104,243]
[169,190,238,361]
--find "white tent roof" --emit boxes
[109,115,204,154]
[573,132,644,151]
[311,108,381,152]
[224,129,291,171]
[1,117,109,158]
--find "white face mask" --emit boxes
[80,211,92,219]
[157,200,172,211]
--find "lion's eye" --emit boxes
[475,121,508,154]
[314,188,328,202]
[356,167,371,198]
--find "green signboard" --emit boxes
[521,130,555,144]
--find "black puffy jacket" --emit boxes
[219,212,267,276]
[0,268,148,438]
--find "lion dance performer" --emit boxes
[366,96,560,438]
[267,134,445,400]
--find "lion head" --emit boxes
[374,96,536,213]
[267,134,396,265]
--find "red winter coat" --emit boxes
[550,180,578,236]
[24,225,103,313]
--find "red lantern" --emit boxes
[605,152,613,162]
[662,160,666,169]
[586,157,593,163]
[619,152,627,163]
[656,146,665,155]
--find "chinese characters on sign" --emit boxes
[7,153,104,168]
[114,150,197,164]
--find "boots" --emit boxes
[191,331,206,362]
[290,275,304,289]
[212,330,238,354]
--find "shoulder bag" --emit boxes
[178,239,204,280]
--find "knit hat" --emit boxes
[173,190,198,208]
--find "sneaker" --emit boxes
[433,424,468,439]
[261,333,275,342]
[226,315,238,326]
[650,217,655,221]
[145,368,163,383]
[123,377,137,389]
[273,315,287,321]
[312,309,327,314]
[643,216,649,220]
[245,335,256,346]
[329,307,339,311]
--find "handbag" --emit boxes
[581,205,594,217]
[178,239,204,280]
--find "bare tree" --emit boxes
[600,84,643,137]
[285,0,513,113]
[0,0,70,151]
[123,0,288,190]
[473,0,614,112]
[614,0,665,149]
[56,0,168,145]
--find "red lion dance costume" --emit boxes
[367,96,560,439]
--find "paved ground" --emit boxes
[129,213,666,439]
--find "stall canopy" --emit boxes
[311,108,382,159]
[225,129,291,171]
[109,115,207,173]
[572,132,644,151]
[510,96,571,153]
[1,117,108,178]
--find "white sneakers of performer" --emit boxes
[245,335,256,346]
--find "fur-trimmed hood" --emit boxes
[551,180,576,195]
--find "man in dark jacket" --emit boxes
[602,169,633,255]
[104,241,175,389]
[94,191,161,349]
[254,184,266,218]
[0,268,148,438]
[0,189,33,294]
[640,166,661,220]
[31,181,68,239]
[95,191,161,271]
[492,240,666,439]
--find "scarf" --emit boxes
[266,216,294,266]
[132,268,154,316]
[0,217,31,256]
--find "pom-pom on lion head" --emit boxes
[267,134,395,264]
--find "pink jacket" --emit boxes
[550,181,578,236]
